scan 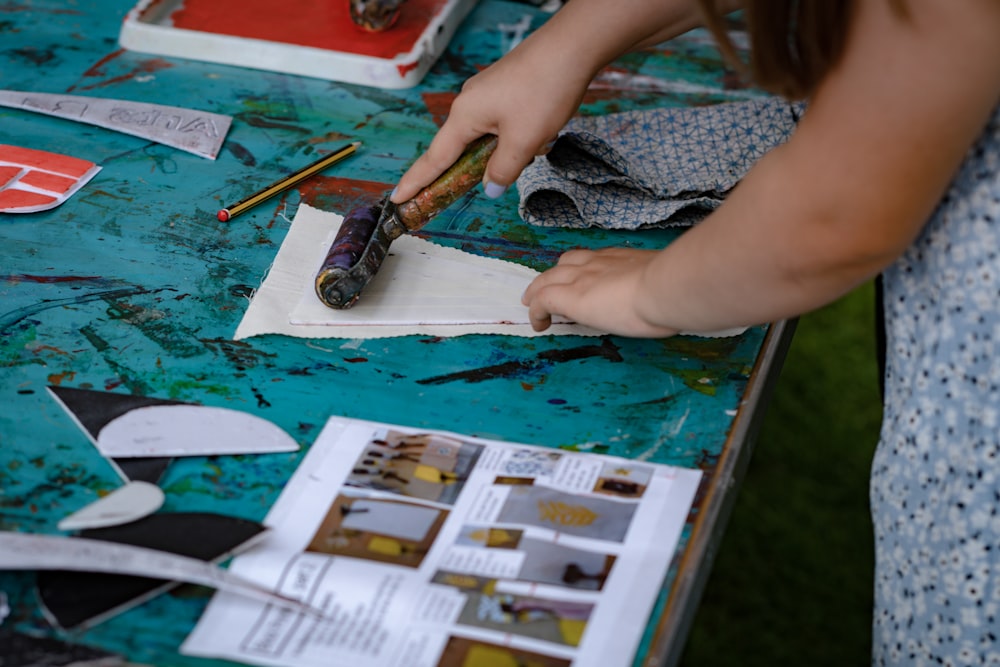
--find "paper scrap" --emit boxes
[39,512,270,630]
[0,145,100,213]
[0,90,231,159]
[47,386,300,459]
[97,404,300,458]
[57,481,165,531]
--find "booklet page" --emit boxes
[182,416,701,667]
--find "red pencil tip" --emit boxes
[217,209,230,222]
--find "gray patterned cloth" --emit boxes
[516,97,804,229]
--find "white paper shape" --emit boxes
[57,481,165,531]
[97,404,300,458]
[0,532,320,617]
[233,204,746,340]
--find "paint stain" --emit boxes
[9,46,57,66]
[47,371,76,386]
[297,175,391,213]
[417,338,623,385]
[229,284,255,299]
[420,91,457,128]
[75,54,174,92]
[33,345,69,356]
[79,324,110,352]
[234,112,309,133]
[226,141,257,167]
[200,338,276,371]
[3,274,104,284]
[104,296,204,359]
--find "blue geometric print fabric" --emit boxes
[516,97,804,230]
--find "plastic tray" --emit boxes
[119,0,477,89]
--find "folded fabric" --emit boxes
[517,97,805,230]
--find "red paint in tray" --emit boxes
[143,0,451,59]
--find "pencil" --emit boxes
[217,141,361,222]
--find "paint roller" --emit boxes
[314,134,498,308]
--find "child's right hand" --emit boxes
[389,0,715,204]
[389,22,595,204]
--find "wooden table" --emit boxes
[0,1,792,665]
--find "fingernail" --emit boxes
[389,187,399,201]
[484,181,507,199]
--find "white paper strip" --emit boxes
[0,532,321,617]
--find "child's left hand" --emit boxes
[521,247,679,337]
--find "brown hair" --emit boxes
[698,0,856,99]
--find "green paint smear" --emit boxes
[500,224,544,247]
[153,377,238,401]
[0,324,39,367]
[673,368,719,396]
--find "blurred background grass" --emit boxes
[678,280,884,666]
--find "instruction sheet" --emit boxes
[182,415,701,667]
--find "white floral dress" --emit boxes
[872,103,1000,665]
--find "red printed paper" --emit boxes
[0,145,101,213]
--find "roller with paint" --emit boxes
[315,134,497,308]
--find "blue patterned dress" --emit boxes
[872,103,1000,665]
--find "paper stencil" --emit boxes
[0,91,231,159]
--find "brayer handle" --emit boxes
[394,133,498,231]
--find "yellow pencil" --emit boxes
[217,141,361,222]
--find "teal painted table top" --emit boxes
[0,2,787,665]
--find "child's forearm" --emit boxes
[633,145,904,333]
[632,0,1000,334]
[527,0,720,80]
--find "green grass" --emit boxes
[678,281,884,667]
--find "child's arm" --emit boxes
[522,0,1000,336]
[390,0,723,204]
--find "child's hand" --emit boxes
[521,247,679,338]
[390,27,593,204]
[389,0,719,205]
